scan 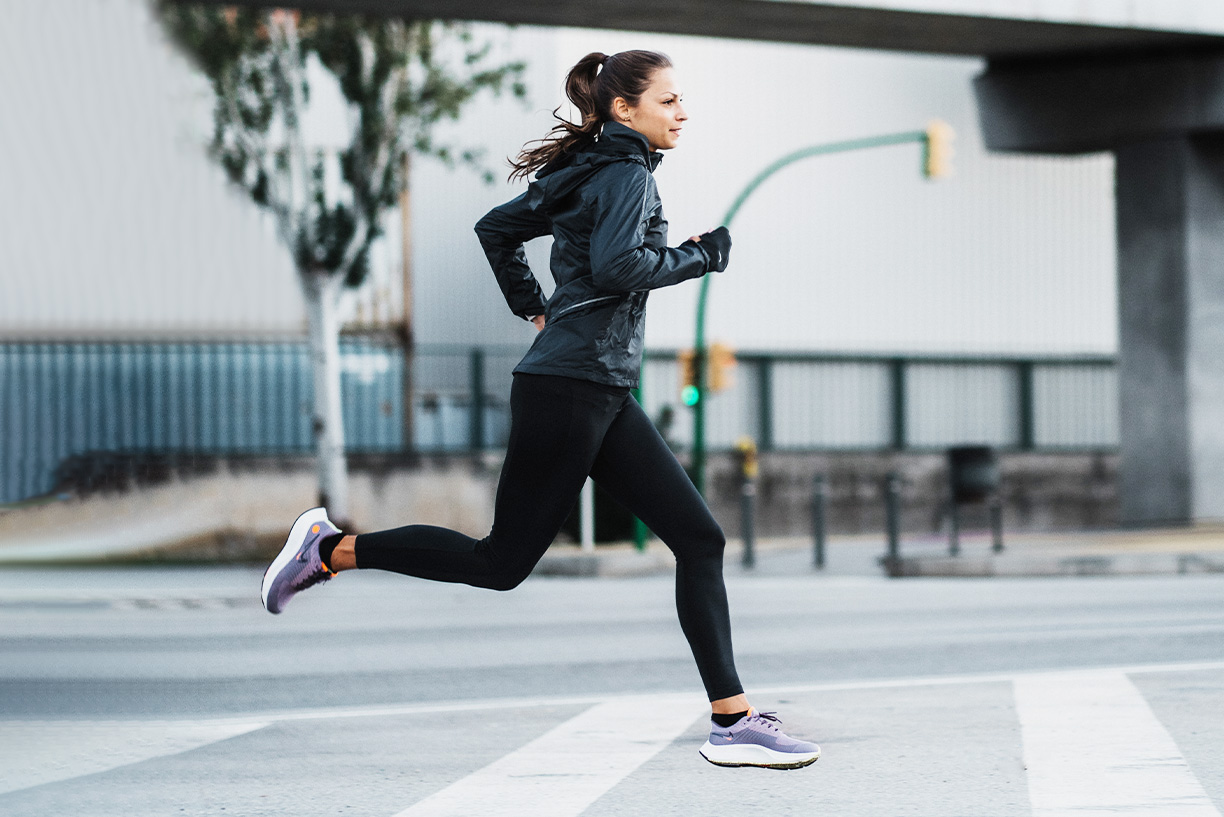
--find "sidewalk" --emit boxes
[4,485,1223,577]
[537,527,1224,578]
[876,526,1224,577]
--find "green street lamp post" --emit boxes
[688,123,954,495]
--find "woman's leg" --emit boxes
[587,396,744,703]
[352,374,625,590]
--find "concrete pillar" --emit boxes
[975,52,1224,525]
[1115,136,1224,524]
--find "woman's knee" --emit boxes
[672,520,725,563]
[486,566,533,591]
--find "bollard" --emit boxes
[949,501,960,556]
[812,474,827,570]
[990,498,1004,553]
[885,471,902,563]
[736,437,758,569]
[741,477,756,569]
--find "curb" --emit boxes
[881,550,1224,577]
[535,546,675,578]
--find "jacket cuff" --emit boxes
[682,238,715,273]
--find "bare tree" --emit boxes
[156,4,524,522]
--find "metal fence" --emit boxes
[0,340,1118,505]
[646,352,1120,453]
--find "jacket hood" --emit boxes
[529,122,662,211]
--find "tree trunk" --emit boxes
[303,269,350,523]
[399,153,416,456]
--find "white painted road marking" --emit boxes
[1014,671,1221,817]
[0,719,268,796]
[193,659,1224,727]
[392,695,706,817]
[5,661,1223,813]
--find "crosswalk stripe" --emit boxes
[1014,671,1221,817]
[0,720,269,796]
[181,659,1224,728]
[391,694,706,817]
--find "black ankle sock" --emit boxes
[712,710,749,728]
[318,533,343,572]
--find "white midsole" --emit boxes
[261,508,328,609]
[699,740,820,765]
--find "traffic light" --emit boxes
[924,120,955,179]
[708,343,736,392]
[678,348,700,406]
[679,344,735,404]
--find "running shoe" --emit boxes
[699,709,821,769]
[261,507,340,614]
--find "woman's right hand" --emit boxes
[531,315,546,332]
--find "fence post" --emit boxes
[889,359,907,450]
[469,347,485,452]
[1017,361,1035,451]
[758,357,774,452]
[812,473,827,570]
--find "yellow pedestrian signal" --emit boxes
[924,120,955,179]
[708,343,736,392]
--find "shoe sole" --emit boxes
[699,742,820,770]
[261,507,329,614]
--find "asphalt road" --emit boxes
[1,554,1223,816]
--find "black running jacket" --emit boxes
[475,122,718,388]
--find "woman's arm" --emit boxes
[587,166,713,293]
[474,193,551,321]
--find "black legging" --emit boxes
[355,372,744,701]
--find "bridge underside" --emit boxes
[221,0,1221,60]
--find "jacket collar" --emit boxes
[597,121,663,172]
[533,121,663,182]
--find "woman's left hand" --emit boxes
[531,315,546,332]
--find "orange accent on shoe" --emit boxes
[311,525,320,534]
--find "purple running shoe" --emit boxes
[261,508,340,614]
[699,709,821,769]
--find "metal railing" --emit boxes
[0,340,1118,505]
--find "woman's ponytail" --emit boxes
[509,50,671,182]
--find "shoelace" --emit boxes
[748,711,783,731]
[293,566,332,591]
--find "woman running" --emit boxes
[261,49,820,770]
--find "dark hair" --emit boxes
[509,50,672,181]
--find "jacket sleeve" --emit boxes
[474,192,550,320]
[587,165,709,293]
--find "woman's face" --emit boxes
[616,67,687,151]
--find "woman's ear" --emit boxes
[611,96,631,122]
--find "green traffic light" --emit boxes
[681,385,700,406]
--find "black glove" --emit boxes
[691,226,731,273]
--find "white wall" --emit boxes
[1,0,1118,357]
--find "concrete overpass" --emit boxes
[223,0,1224,526]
